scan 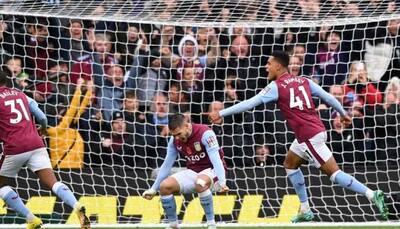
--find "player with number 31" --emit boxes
[209,51,388,222]
[0,72,90,229]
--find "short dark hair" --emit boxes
[0,71,9,86]
[168,113,186,130]
[124,90,137,99]
[271,50,290,68]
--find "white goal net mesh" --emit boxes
[0,0,399,226]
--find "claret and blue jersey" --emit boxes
[220,73,347,143]
[151,124,227,191]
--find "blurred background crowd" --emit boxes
[0,0,399,170]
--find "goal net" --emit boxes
[0,0,399,226]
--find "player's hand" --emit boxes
[208,111,222,124]
[340,115,352,128]
[218,185,230,193]
[38,127,47,137]
[142,188,157,200]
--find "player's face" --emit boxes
[266,57,279,81]
[171,122,191,142]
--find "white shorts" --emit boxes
[0,147,52,178]
[171,168,222,194]
[289,132,332,168]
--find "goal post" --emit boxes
[0,0,399,226]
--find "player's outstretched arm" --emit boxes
[201,130,229,193]
[209,82,278,123]
[142,137,178,200]
[307,79,352,127]
[26,96,47,129]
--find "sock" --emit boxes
[52,182,78,208]
[0,186,34,221]
[199,189,215,224]
[300,201,310,213]
[286,169,309,212]
[161,195,178,224]
[330,170,373,200]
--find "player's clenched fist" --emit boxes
[219,185,230,193]
[340,115,352,127]
[142,188,157,200]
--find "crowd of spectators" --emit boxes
[0,0,399,169]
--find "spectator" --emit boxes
[255,145,271,166]
[327,111,366,163]
[216,35,266,101]
[375,19,400,92]
[60,19,91,62]
[330,84,345,105]
[97,64,129,121]
[84,21,96,52]
[43,60,76,126]
[79,107,107,166]
[0,16,14,65]
[3,57,29,90]
[15,17,58,80]
[48,59,74,100]
[289,55,302,76]
[175,35,207,80]
[135,49,168,108]
[289,44,313,76]
[344,61,383,107]
[147,92,169,137]
[294,0,321,20]
[317,84,345,110]
[195,27,220,65]
[70,33,116,86]
[205,101,246,166]
[116,23,148,69]
[224,75,239,105]
[154,25,180,68]
[181,66,203,121]
[100,111,139,167]
[123,90,143,123]
[168,83,190,114]
[47,79,93,169]
[122,90,158,162]
[366,77,400,161]
[314,31,349,89]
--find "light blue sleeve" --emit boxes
[307,79,347,116]
[151,137,178,191]
[201,130,226,186]
[26,96,47,128]
[219,82,278,117]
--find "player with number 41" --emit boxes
[209,50,388,222]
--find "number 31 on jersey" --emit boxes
[4,98,30,124]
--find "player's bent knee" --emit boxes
[283,159,296,170]
[320,157,340,177]
[159,178,179,195]
[195,177,210,193]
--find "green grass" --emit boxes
[21,226,400,229]
[39,227,400,229]
[7,224,400,229]
[46,225,400,229]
